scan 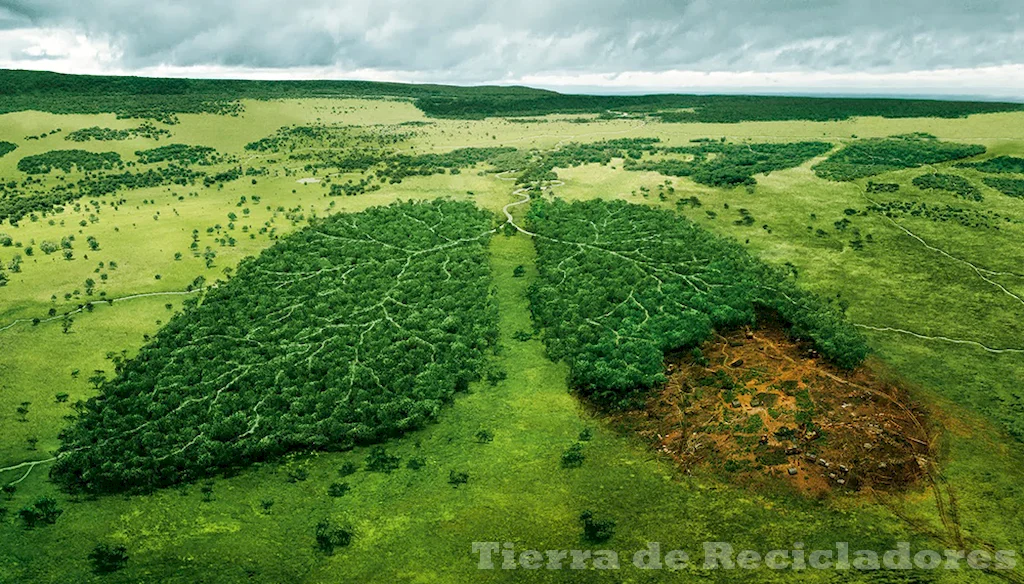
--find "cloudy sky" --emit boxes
[0,0,1021,98]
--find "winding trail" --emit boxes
[854,324,1024,354]
[0,457,57,486]
[0,289,204,334]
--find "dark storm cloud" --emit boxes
[0,0,1020,79]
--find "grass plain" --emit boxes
[1,96,1023,583]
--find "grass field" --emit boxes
[2,97,1024,583]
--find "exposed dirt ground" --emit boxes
[619,314,931,496]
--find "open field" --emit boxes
[2,85,1024,582]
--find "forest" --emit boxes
[813,133,986,181]
[2,69,1020,124]
[624,140,833,187]
[50,200,500,494]
[526,199,867,408]
[0,141,16,158]
[865,200,1018,229]
[416,93,1023,122]
[16,150,124,174]
[912,173,983,201]
[957,156,1024,174]
[984,177,1024,198]
[65,123,171,142]
[134,144,222,165]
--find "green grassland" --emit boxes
[1,83,1024,583]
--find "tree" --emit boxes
[314,519,353,555]
[19,496,63,528]
[580,510,615,543]
[88,544,129,574]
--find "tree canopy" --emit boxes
[526,199,867,408]
[51,200,500,494]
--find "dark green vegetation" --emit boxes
[866,181,900,193]
[507,137,830,188]
[865,200,1021,229]
[88,544,129,574]
[418,93,1023,122]
[243,125,513,183]
[377,147,516,182]
[0,141,16,158]
[65,122,170,142]
[134,143,221,165]
[0,143,240,223]
[50,200,499,494]
[984,177,1024,198]
[2,69,1020,123]
[624,139,833,187]
[16,149,123,174]
[526,199,866,407]
[957,156,1024,174]
[813,134,986,181]
[912,173,983,201]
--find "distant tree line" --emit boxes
[2,69,1019,124]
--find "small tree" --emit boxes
[580,510,615,543]
[88,543,129,574]
[19,496,63,528]
[314,519,353,555]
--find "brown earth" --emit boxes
[615,316,931,496]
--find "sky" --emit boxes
[0,0,1021,99]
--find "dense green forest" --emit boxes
[813,133,986,181]
[984,177,1024,198]
[65,123,171,142]
[0,140,16,158]
[417,93,1023,122]
[134,143,222,165]
[16,149,123,174]
[624,140,833,187]
[526,199,867,408]
[912,173,983,201]
[957,156,1024,174]
[50,200,500,494]
[865,200,1019,229]
[1,69,1020,123]
[501,137,830,188]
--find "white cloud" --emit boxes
[0,1,1020,98]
